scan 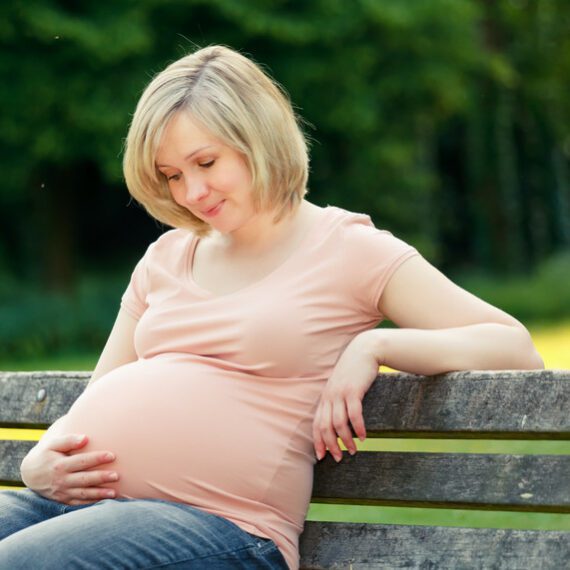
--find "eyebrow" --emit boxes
[156,145,215,168]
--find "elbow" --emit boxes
[512,324,545,370]
[526,348,545,370]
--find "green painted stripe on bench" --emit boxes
[2,427,569,453]
[2,370,569,437]
[0,488,567,532]
[306,504,570,531]
[352,438,570,454]
[2,427,569,454]
[298,522,570,569]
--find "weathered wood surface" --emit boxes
[3,441,568,512]
[2,370,569,568]
[312,452,570,512]
[0,440,34,485]
[361,369,570,438]
[299,522,570,569]
[0,372,90,427]
[2,370,569,437]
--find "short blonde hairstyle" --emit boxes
[123,45,310,236]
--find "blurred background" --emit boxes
[1,0,569,533]
[0,0,569,367]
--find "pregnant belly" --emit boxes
[57,358,284,503]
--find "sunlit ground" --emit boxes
[1,322,569,529]
[528,321,570,370]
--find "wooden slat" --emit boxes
[299,522,570,569]
[3,441,568,512]
[312,452,570,512]
[0,372,90,427]
[362,369,570,438]
[0,440,35,485]
[1,370,569,436]
[2,370,569,569]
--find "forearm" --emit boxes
[359,323,544,375]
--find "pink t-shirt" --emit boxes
[57,205,418,569]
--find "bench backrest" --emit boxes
[1,369,569,568]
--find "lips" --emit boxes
[202,200,224,216]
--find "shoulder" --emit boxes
[324,205,411,254]
[144,227,193,258]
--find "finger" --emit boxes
[47,434,89,453]
[330,399,349,461]
[67,486,116,502]
[333,399,357,456]
[66,469,119,489]
[312,405,326,461]
[66,498,101,506]
[319,400,341,461]
[346,397,367,442]
[65,451,116,473]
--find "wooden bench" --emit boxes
[1,369,569,568]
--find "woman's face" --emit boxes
[155,111,256,234]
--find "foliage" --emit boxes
[0,0,568,289]
[0,271,126,359]
[454,251,570,323]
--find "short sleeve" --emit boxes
[120,243,155,320]
[340,213,419,319]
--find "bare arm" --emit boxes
[88,308,139,386]
[358,324,542,375]
[21,308,140,504]
[313,255,543,462]
[369,255,544,373]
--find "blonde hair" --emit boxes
[123,45,310,236]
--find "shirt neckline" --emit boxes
[185,206,333,299]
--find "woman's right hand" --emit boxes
[20,433,119,505]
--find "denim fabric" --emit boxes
[0,489,289,569]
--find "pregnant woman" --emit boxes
[0,45,543,569]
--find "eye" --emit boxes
[199,159,215,169]
[165,173,181,182]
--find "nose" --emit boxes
[183,176,209,204]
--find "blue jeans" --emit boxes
[0,489,289,569]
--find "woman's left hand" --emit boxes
[312,331,381,462]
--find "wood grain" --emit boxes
[0,440,34,485]
[0,372,90,427]
[312,452,570,512]
[299,522,570,569]
[2,370,569,437]
[1,369,569,567]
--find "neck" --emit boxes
[215,201,310,256]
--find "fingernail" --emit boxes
[105,490,115,498]
[104,452,115,461]
[335,454,342,463]
[74,435,85,444]
[108,472,119,481]
[349,448,356,456]
[359,435,366,442]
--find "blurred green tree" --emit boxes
[0,0,568,293]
